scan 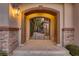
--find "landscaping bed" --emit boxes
[65,44,79,56]
[0,51,7,56]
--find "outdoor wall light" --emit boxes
[15,8,20,16]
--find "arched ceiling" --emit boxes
[26,13,55,21]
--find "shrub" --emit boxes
[65,44,79,56]
[0,51,7,56]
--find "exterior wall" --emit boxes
[8,4,19,53]
[0,4,19,54]
[73,4,79,46]
[63,4,74,46]
[0,4,9,26]
[9,4,18,27]
[64,4,73,28]
[0,4,9,53]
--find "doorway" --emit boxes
[30,17,50,40]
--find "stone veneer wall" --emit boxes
[0,27,19,54]
[62,28,74,46]
[8,31,19,53]
[0,31,9,52]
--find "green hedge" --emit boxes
[65,44,79,56]
[0,51,7,56]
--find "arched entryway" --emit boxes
[21,6,60,45]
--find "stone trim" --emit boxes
[0,26,19,31]
[24,5,59,16]
[62,28,74,31]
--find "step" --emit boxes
[12,48,71,56]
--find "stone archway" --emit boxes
[21,5,60,45]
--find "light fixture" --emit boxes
[16,8,20,16]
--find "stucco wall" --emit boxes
[9,4,18,27]
[64,4,73,28]
[0,4,9,26]
[73,4,79,46]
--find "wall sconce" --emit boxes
[15,8,21,16]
